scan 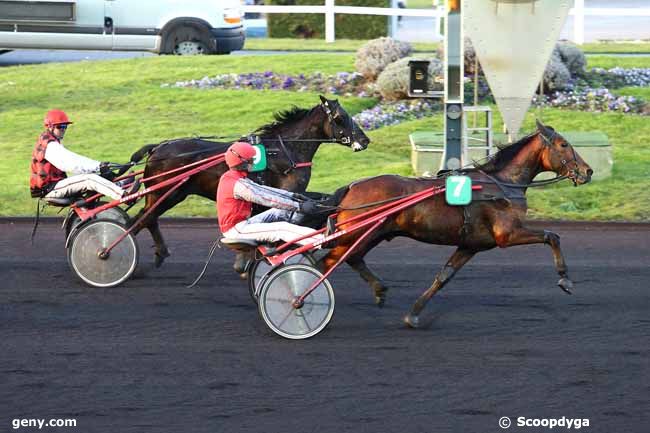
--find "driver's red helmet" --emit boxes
[44,109,73,128]
[226,141,256,169]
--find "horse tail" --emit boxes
[130,143,159,163]
[329,184,351,207]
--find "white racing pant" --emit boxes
[224,221,323,246]
[224,211,323,246]
[45,174,124,201]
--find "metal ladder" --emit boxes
[462,106,494,167]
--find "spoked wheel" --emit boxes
[247,252,317,304]
[67,220,138,288]
[258,264,335,340]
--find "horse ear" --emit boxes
[535,118,546,131]
[319,95,328,106]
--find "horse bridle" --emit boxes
[539,127,581,185]
[321,102,354,145]
[251,104,357,175]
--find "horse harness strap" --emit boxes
[458,172,528,242]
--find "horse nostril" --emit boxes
[587,169,593,177]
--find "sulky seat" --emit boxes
[220,237,259,252]
[44,197,75,207]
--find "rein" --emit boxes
[131,135,340,168]
[334,170,569,213]
[475,173,569,189]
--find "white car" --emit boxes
[0,0,245,55]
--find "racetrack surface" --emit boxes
[1,219,648,433]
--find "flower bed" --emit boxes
[353,99,442,130]
[533,87,644,114]
[165,71,373,97]
[586,67,650,88]
[164,66,650,131]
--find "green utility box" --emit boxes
[409,131,496,176]
[410,131,444,177]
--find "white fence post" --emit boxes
[325,0,335,42]
[573,0,585,45]
[389,0,398,38]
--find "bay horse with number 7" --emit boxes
[323,120,593,328]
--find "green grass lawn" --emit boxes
[1,53,649,220]
[244,38,440,53]
[618,86,650,100]
[245,38,650,55]
[405,0,435,9]
[581,42,650,54]
[587,55,650,69]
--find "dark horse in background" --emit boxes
[129,96,370,268]
[323,120,593,328]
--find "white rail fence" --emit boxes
[242,2,650,45]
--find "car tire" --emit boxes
[161,23,215,55]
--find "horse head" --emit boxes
[319,95,369,152]
[535,119,593,186]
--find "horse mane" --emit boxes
[255,105,317,137]
[473,131,539,173]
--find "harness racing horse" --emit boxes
[322,120,593,328]
[129,96,370,268]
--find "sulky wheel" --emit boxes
[258,264,335,340]
[64,204,130,245]
[247,252,317,304]
[67,220,138,288]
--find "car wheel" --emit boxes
[162,24,215,55]
[174,40,206,55]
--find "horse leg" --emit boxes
[404,248,475,329]
[347,257,390,308]
[131,189,189,268]
[495,227,573,294]
[322,235,389,307]
[129,203,170,268]
[233,251,253,279]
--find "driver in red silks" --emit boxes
[217,141,324,246]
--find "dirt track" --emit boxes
[1,219,649,433]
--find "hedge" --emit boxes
[267,0,389,40]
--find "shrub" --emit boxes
[376,56,443,100]
[463,38,481,76]
[267,0,389,40]
[556,42,587,77]
[354,37,412,81]
[542,52,571,92]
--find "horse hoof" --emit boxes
[233,258,250,275]
[154,254,166,268]
[403,313,420,329]
[558,277,574,294]
[375,296,385,308]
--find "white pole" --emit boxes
[390,0,398,38]
[574,0,585,45]
[325,0,335,42]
